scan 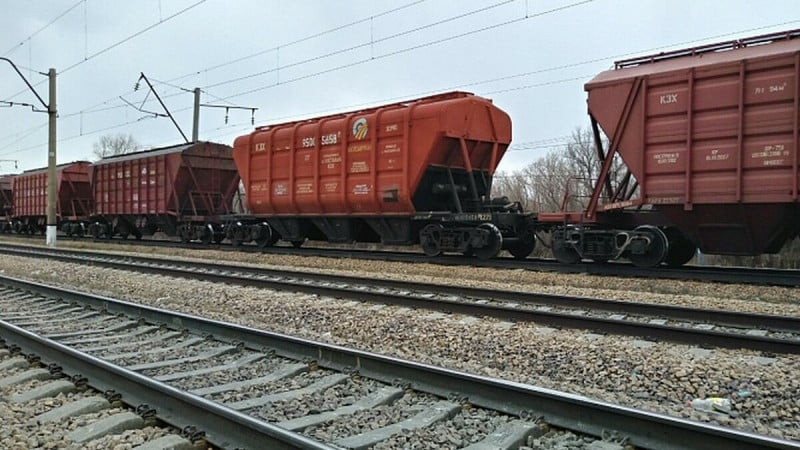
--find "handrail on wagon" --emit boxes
[614,28,800,69]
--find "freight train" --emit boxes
[0,29,798,268]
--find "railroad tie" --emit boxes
[461,419,546,450]
[0,367,51,389]
[10,379,76,403]
[2,306,84,322]
[127,345,239,371]
[334,400,461,450]
[0,356,28,371]
[277,386,405,431]
[79,330,183,353]
[192,363,308,396]
[46,320,139,340]
[58,325,161,345]
[67,411,145,444]
[154,352,268,382]
[33,396,111,424]
[227,373,349,411]
[13,311,103,328]
[101,336,206,361]
[132,434,195,450]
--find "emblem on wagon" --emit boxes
[352,117,368,140]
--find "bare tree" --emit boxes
[92,134,140,160]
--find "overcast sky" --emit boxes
[0,0,798,174]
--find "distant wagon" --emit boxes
[10,162,92,235]
[0,175,13,232]
[88,141,241,243]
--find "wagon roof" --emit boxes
[93,141,231,165]
[21,161,91,175]
[587,29,800,89]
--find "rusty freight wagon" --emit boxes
[540,29,800,267]
[0,175,13,232]
[88,142,241,242]
[231,92,536,259]
[11,161,92,235]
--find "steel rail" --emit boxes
[2,244,800,354]
[0,319,334,450]
[2,234,798,286]
[0,274,797,450]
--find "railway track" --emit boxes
[0,275,797,449]
[0,346,195,449]
[2,243,799,355]
[2,233,798,286]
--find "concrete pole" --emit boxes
[46,68,57,247]
[192,87,200,142]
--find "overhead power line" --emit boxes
[203,0,594,104]
[2,0,208,103]
[4,9,799,156]
[203,0,518,90]
[2,0,84,57]
[187,0,427,81]
[53,0,429,120]
[62,0,208,75]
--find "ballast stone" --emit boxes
[34,395,110,423]
[68,411,144,443]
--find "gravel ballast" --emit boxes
[0,252,798,442]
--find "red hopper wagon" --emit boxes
[88,142,240,242]
[231,92,536,259]
[0,175,13,231]
[10,161,92,235]
[540,29,800,267]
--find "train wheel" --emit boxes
[199,224,214,245]
[178,225,191,243]
[474,223,503,260]
[420,224,443,257]
[508,234,536,260]
[664,228,697,267]
[629,225,668,268]
[552,230,580,264]
[255,223,274,248]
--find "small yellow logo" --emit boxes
[352,118,368,140]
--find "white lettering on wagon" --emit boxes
[659,93,678,105]
[705,149,730,161]
[752,144,789,166]
[301,133,339,148]
[653,153,679,164]
[754,82,787,95]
